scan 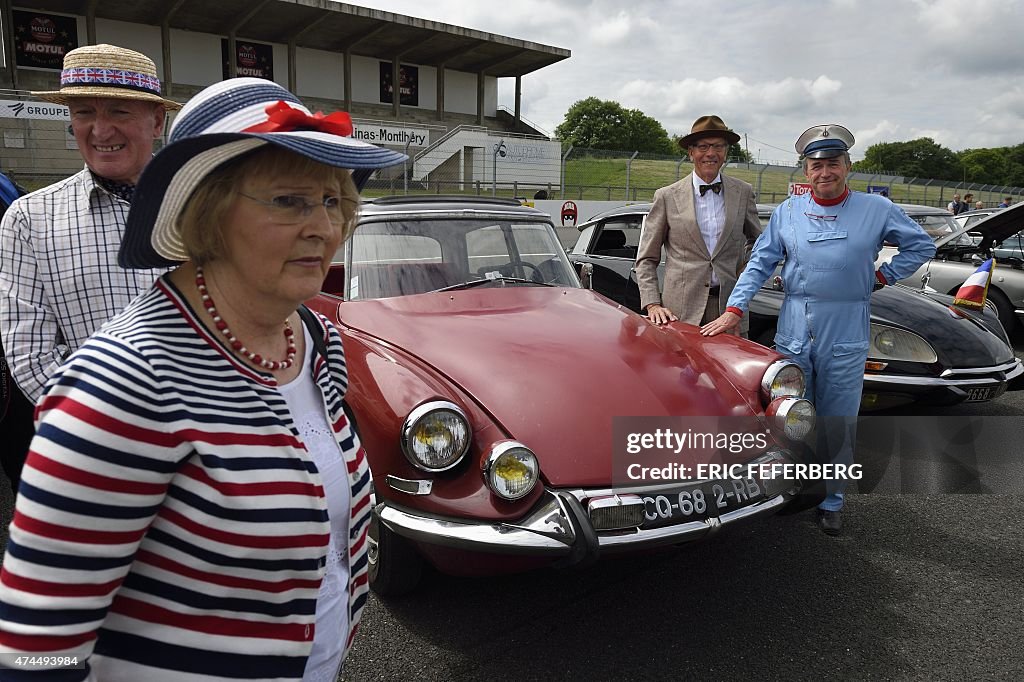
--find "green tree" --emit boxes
[729,142,753,163]
[851,138,960,180]
[1004,143,1024,187]
[957,148,1008,186]
[556,97,674,154]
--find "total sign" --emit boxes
[789,182,812,196]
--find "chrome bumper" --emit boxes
[377,485,793,561]
[864,358,1023,387]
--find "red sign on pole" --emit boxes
[561,201,578,226]
[789,182,813,196]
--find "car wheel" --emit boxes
[367,509,423,597]
[987,288,1016,333]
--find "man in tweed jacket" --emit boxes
[635,115,761,336]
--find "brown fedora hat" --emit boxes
[678,115,740,148]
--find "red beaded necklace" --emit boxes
[195,265,297,371]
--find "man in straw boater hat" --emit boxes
[635,115,762,336]
[0,44,179,491]
[701,124,935,536]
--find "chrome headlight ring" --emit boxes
[765,397,816,442]
[400,400,471,472]
[482,441,539,501]
[760,359,806,402]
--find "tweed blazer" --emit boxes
[635,173,761,330]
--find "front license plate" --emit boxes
[964,386,996,402]
[641,478,762,529]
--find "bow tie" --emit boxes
[699,182,723,196]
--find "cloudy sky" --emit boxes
[353,0,1023,164]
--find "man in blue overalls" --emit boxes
[701,124,935,535]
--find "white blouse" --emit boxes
[279,326,351,681]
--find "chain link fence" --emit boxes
[364,141,1024,208]
[548,147,1024,208]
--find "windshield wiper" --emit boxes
[434,276,554,292]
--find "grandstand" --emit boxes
[0,0,568,189]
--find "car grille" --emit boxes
[587,494,645,530]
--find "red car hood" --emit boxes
[339,287,777,487]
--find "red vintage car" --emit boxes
[307,196,820,595]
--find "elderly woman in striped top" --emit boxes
[0,79,406,681]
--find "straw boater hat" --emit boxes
[32,43,181,110]
[118,77,408,269]
[677,115,741,148]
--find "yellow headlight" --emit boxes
[484,442,539,500]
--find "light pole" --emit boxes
[492,140,507,197]
[403,137,412,195]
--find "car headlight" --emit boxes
[400,401,471,472]
[765,397,815,441]
[869,324,937,363]
[483,441,539,500]
[760,360,806,402]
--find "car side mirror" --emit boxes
[579,262,593,289]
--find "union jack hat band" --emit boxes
[61,67,163,96]
[32,43,181,109]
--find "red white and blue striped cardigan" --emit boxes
[0,276,373,681]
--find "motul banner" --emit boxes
[379,62,419,107]
[221,39,274,80]
[13,10,79,70]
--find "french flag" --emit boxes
[953,258,995,309]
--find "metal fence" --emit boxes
[365,144,1024,209]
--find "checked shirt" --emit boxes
[0,168,167,402]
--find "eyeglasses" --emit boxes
[804,212,838,221]
[692,142,728,152]
[238,192,354,226]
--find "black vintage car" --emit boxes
[567,202,1024,411]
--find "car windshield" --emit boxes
[908,212,960,241]
[343,218,580,300]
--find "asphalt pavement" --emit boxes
[341,494,1024,681]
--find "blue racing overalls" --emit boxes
[727,191,935,510]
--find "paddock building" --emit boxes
[0,0,569,190]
